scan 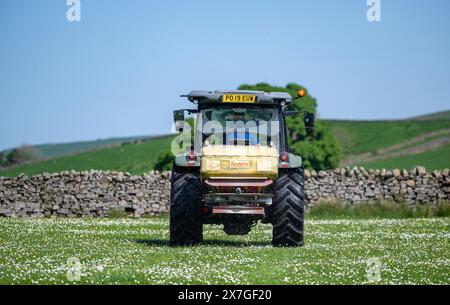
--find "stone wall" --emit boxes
[304,166,449,205]
[0,170,171,218]
[0,166,449,217]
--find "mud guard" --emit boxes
[278,153,302,169]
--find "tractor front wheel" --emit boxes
[271,168,305,246]
[169,164,203,245]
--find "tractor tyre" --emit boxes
[169,164,203,245]
[271,168,305,247]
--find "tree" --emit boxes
[6,145,37,166]
[0,151,7,167]
[238,83,341,170]
[154,150,175,172]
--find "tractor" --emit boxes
[170,89,314,246]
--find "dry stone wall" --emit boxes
[0,170,171,218]
[0,166,449,217]
[304,166,449,204]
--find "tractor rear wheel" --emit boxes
[271,168,305,246]
[169,164,203,245]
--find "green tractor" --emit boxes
[170,89,314,246]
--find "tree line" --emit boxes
[0,145,37,168]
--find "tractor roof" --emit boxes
[182,90,293,105]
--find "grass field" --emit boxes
[1,135,158,159]
[29,135,157,159]
[0,136,174,177]
[361,144,450,171]
[328,119,450,156]
[0,215,448,284]
[411,110,450,121]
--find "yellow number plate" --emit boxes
[222,94,256,103]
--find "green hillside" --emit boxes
[328,119,450,156]
[1,135,161,159]
[360,144,450,171]
[328,117,450,170]
[410,110,450,121]
[1,110,449,177]
[0,136,174,177]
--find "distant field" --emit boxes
[328,119,450,156]
[360,143,450,171]
[328,118,450,169]
[410,110,450,121]
[0,136,174,177]
[1,135,160,159]
[0,216,448,284]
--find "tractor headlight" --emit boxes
[257,160,274,172]
[205,160,221,170]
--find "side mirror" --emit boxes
[304,112,315,136]
[173,110,185,132]
[173,110,185,122]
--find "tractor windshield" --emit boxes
[198,105,280,150]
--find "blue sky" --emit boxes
[1,0,449,150]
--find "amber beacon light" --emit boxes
[297,88,306,98]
